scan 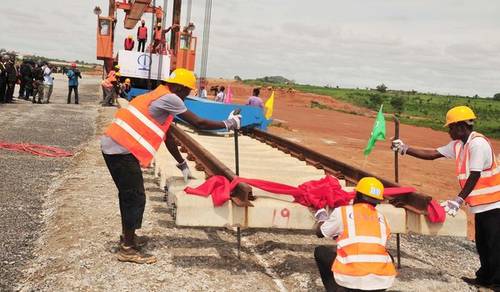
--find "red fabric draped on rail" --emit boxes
[185,175,352,209]
[184,175,446,222]
[184,175,422,210]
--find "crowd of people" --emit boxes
[0,54,82,104]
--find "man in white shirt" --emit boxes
[42,62,53,103]
[215,86,225,102]
[392,106,500,289]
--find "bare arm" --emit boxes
[165,128,184,164]
[458,171,481,200]
[178,110,226,130]
[406,147,444,160]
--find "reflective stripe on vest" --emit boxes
[332,204,396,290]
[138,26,148,40]
[105,85,174,167]
[455,132,500,207]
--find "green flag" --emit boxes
[364,105,386,156]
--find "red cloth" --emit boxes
[427,200,446,223]
[185,175,446,222]
[185,175,354,209]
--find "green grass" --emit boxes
[244,80,500,139]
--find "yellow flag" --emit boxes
[264,91,275,119]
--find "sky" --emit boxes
[0,0,499,97]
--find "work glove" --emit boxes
[391,139,409,155]
[440,196,464,217]
[176,159,193,183]
[223,110,242,131]
[314,208,329,222]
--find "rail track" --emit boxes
[171,124,431,215]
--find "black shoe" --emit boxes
[462,276,489,287]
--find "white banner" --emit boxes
[118,50,171,80]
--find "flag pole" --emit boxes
[394,116,400,183]
[393,115,401,269]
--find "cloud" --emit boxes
[0,0,499,96]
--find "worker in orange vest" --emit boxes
[101,70,118,106]
[124,35,135,51]
[153,22,179,54]
[392,106,500,289]
[137,20,147,52]
[314,177,396,291]
[100,68,242,264]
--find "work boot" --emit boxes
[117,244,156,264]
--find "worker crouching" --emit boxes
[314,177,396,291]
[100,68,241,264]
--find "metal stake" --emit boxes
[394,116,401,269]
[233,108,241,259]
[237,226,241,259]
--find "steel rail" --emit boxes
[170,125,253,207]
[242,128,431,214]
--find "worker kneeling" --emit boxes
[314,177,396,291]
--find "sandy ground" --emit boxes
[0,77,493,291]
[0,74,99,291]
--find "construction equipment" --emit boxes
[94,0,196,83]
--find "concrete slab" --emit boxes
[376,204,406,234]
[406,210,467,237]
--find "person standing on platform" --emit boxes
[137,20,148,53]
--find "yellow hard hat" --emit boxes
[444,106,476,127]
[114,64,120,70]
[115,72,121,77]
[125,78,131,84]
[164,68,196,89]
[127,35,133,39]
[355,177,384,201]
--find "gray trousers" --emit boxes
[102,86,116,105]
[43,84,53,103]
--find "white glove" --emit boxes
[440,196,464,217]
[391,139,409,155]
[314,208,329,222]
[176,160,193,183]
[223,110,242,131]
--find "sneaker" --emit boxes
[117,244,156,264]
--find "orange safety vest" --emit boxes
[154,28,163,41]
[332,204,396,290]
[105,85,174,167]
[124,38,134,50]
[138,26,148,40]
[101,73,116,89]
[454,132,500,207]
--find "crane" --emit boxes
[94,0,196,81]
